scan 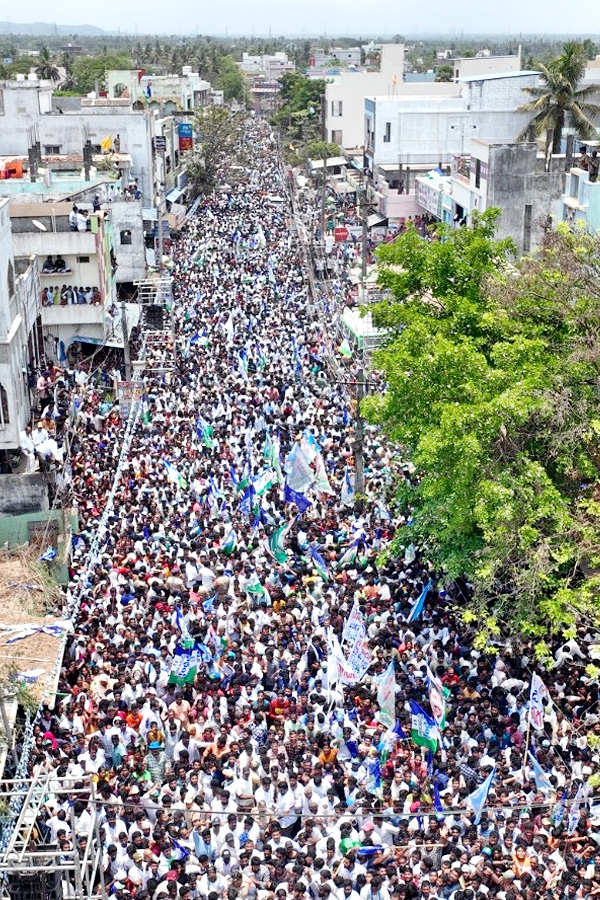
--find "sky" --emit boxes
[6,0,599,37]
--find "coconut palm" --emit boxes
[517,42,600,153]
[35,46,60,83]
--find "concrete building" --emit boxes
[0,198,42,452]
[562,156,600,232]
[0,79,156,205]
[106,68,211,113]
[240,52,295,80]
[324,44,405,150]
[415,141,564,256]
[311,47,362,69]
[452,53,521,81]
[9,202,125,357]
[364,71,538,171]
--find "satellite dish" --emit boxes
[32,220,47,231]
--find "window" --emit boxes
[7,260,14,298]
[0,384,9,426]
[0,90,4,116]
[383,122,391,143]
[331,130,342,145]
[76,256,90,264]
[120,230,132,245]
[331,100,343,117]
[475,158,481,189]
[44,145,61,154]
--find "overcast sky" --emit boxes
[8,0,600,37]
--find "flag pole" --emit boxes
[522,708,532,779]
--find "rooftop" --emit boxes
[456,70,539,82]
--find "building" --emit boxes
[0,79,156,205]
[106,68,212,113]
[324,44,405,150]
[0,198,42,452]
[9,202,132,359]
[415,141,564,256]
[310,47,362,69]
[240,52,295,81]
[364,71,539,171]
[451,53,521,81]
[562,154,600,232]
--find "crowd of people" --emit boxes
[16,116,600,900]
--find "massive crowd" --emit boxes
[17,117,600,900]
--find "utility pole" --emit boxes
[361,180,368,303]
[120,300,132,381]
[354,366,365,513]
[157,200,164,272]
[321,92,327,245]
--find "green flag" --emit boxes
[264,524,289,565]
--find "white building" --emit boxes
[364,71,539,170]
[240,52,295,80]
[311,47,362,68]
[9,202,135,358]
[324,43,406,149]
[0,80,156,205]
[0,198,42,450]
[106,68,212,112]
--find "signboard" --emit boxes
[178,122,193,151]
[117,381,135,418]
[154,135,167,153]
[334,226,349,242]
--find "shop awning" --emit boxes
[367,212,388,229]
[166,187,184,204]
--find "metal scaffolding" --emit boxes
[0,776,105,900]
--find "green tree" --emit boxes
[35,46,60,83]
[217,55,244,103]
[518,41,600,153]
[73,52,132,94]
[365,215,600,652]
[185,106,235,196]
[435,64,454,82]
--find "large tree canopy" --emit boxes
[365,213,600,661]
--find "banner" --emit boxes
[341,598,366,645]
[346,634,372,681]
[529,672,546,731]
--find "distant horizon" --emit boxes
[1,0,599,41]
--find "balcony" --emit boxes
[41,304,104,329]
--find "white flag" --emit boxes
[377,660,396,730]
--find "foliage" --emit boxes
[435,64,454,82]
[518,41,600,153]
[72,52,132,94]
[216,56,245,103]
[305,140,341,161]
[274,74,326,156]
[35,46,59,82]
[365,215,600,644]
[185,106,236,197]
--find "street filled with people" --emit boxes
[17,116,600,900]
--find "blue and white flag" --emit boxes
[406,580,432,624]
[467,765,496,825]
[284,444,314,495]
[284,481,312,514]
[341,466,355,507]
[527,751,552,795]
[309,545,330,581]
[175,607,192,644]
[40,547,57,562]
[238,349,249,381]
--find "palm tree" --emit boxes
[36,45,60,83]
[518,42,600,153]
